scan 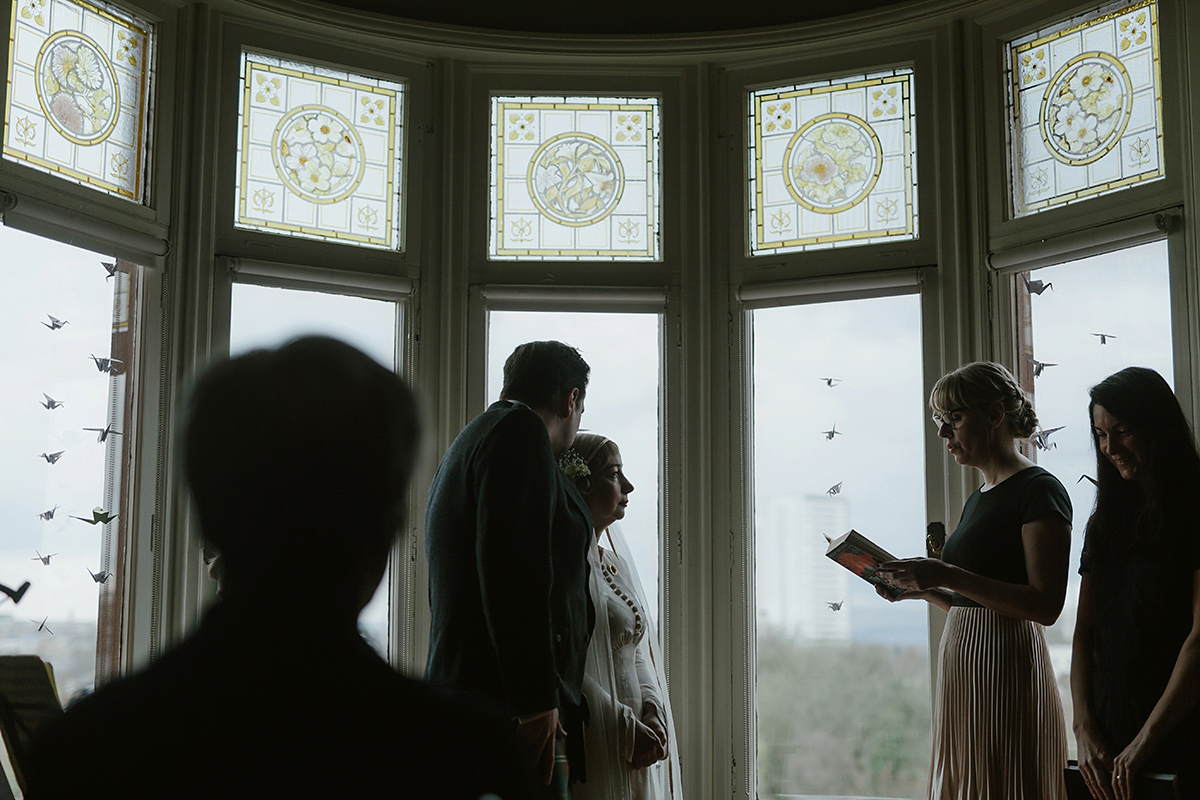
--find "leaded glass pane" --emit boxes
[3,0,153,202]
[747,67,918,256]
[489,95,661,261]
[1006,0,1164,217]
[234,52,405,250]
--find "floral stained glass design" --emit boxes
[235,52,405,250]
[1006,0,1163,217]
[748,68,918,256]
[3,0,153,201]
[489,96,661,261]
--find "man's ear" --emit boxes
[560,387,580,419]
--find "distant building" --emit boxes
[756,495,851,642]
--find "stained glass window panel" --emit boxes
[235,53,405,250]
[4,0,153,201]
[747,68,918,256]
[1006,0,1164,217]
[489,95,661,261]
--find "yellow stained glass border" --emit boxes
[3,0,152,201]
[1006,0,1164,217]
[235,54,403,250]
[490,96,661,261]
[748,69,917,256]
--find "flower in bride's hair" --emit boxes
[558,448,591,481]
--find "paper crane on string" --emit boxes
[1023,356,1057,378]
[83,424,121,443]
[30,617,53,635]
[827,482,843,496]
[1078,475,1099,487]
[1023,276,1053,295]
[1031,426,1065,451]
[31,551,56,566]
[40,394,64,410]
[37,506,60,521]
[827,600,843,611]
[819,377,841,387]
[101,260,118,280]
[822,424,842,441]
[72,507,118,526]
[89,354,123,374]
[42,315,68,330]
[0,582,31,605]
[39,451,65,464]
[1092,333,1116,345]
[88,568,112,585]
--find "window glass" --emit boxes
[752,294,931,799]
[486,311,663,626]
[0,223,142,702]
[3,0,154,201]
[1005,0,1163,217]
[234,52,405,250]
[747,67,918,256]
[228,282,401,657]
[489,96,662,261]
[1015,239,1173,758]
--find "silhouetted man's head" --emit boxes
[184,336,420,605]
[499,341,589,411]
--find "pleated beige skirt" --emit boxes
[929,606,1068,800]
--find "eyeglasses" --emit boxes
[930,404,988,428]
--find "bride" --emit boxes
[560,434,682,800]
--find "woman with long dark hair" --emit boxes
[1071,367,1200,800]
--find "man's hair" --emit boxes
[183,336,420,578]
[499,341,589,409]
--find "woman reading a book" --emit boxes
[559,433,682,800]
[1070,367,1200,800]
[877,361,1072,800]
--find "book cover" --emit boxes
[824,529,905,600]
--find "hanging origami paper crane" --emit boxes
[42,315,68,330]
[822,424,842,441]
[39,451,65,464]
[0,582,31,604]
[83,424,121,443]
[31,551,56,566]
[37,506,60,520]
[72,507,118,526]
[40,394,64,410]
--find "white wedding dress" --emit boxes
[574,526,682,800]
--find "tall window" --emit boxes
[752,293,931,799]
[227,281,403,657]
[485,310,664,624]
[1013,238,1174,756]
[0,223,144,701]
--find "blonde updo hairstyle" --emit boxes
[569,433,620,496]
[930,361,1038,439]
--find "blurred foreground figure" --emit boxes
[27,336,532,800]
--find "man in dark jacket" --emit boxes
[26,336,533,800]
[425,341,595,795]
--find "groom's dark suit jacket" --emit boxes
[425,400,595,776]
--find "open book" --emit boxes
[824,529,905,600]
[0,656,64,798]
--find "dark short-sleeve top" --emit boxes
[941,466,1072,608]
[1080,524,1200,773]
